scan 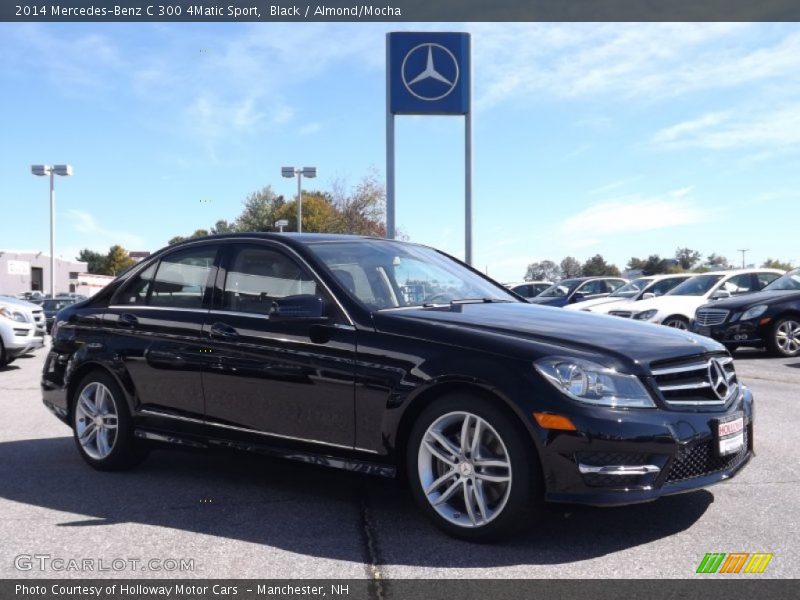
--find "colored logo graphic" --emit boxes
[696,552,773,574]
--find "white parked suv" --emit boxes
[564,273,694,313]
[608,269,784,329]
[0,296,46,366]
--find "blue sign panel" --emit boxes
[388,32,470,115]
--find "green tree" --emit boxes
[762,258,794,271]
[211,219,237,234]
[560,256,583,278]
[641,254,669,275]
[582,254,621,277]
[707,253,730,270]
[524,260,560,282]
[104,245,136,276]
[675,247,702,271]
[235,186,285,232]
[627,257,647,272]
[76,249,106,274]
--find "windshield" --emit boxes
[306,240,518,310]
[539,279,581,298]
[667,274,724,297]
[764,268,800,291]
[42,299,74,310]
[610,278,650,298]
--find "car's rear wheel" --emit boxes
[768,317,800,357]
[71,371,147,470]
[663,316,690,330]
[407,392,541,541]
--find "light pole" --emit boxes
[737,248,749,269]
[31,164,73,297]
[281,166,316,233]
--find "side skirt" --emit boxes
[134,428,397,478]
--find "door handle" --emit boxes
[118,313,138,328]
[209,322,239,340]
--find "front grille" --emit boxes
[666,429,749,482]
[32,310,45,332]
[696,309,730,327]
[651,355,738,407]
[609,311,633,318]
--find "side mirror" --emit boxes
[711,290,732,300]
[269,295,328,323]
[641,292,655,300]
[570,292,584,303]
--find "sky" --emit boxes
[1,22,799,283]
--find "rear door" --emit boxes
[200,241,357,449]
[105,243,219,419]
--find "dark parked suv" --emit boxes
[42,234,753,540]
[528,277,628,307]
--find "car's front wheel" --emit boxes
[768,316,800,357]
[407,392,541,541]
[663,316,690,330]
[72,371,146,470]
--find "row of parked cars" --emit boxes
[507,267,800,357]
[0,294,80,366]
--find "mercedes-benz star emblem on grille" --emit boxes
[401,43,460,101]
[708,358,730,400]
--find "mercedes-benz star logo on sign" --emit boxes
[401,43,460,101]
[708,358,730,400]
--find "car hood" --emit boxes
[700,289,800,310]
[0,297,39,312]
[625,295,708,317]
[563,296,630,311]
[527,296,565,306]
[373,302,721,367]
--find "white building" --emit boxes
[0,250,89,296]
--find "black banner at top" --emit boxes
[3,0,800,22]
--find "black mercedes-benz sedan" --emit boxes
[42,234,753,541]
[693,267,800,357]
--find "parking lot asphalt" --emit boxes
[0,345,797,579]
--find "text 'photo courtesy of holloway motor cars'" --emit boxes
[41,234,753,541]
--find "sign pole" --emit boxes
[386,35,396,240]
[464,39,472,265]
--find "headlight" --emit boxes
[534,358,655,408]
[633,309,658,321]
[0,307,27,323]
[740,304,768,321]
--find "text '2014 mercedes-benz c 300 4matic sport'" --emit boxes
[42,234,753,541]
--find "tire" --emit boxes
[406,391,542,542]
[0,340,14,367]
[71,370,147,471]
[663,316,690,330]
[767,316,800,358]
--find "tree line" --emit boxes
[76,171,388,274]
[525,248,795,282]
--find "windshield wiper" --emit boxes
[449,298,513,305]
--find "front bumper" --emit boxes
[693,320,767,348]
[3,329,43,358]
[539,387,754,506]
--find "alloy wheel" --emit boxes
[418,411,512,528]
[665,318,689,330]
[74,382,119,460]
[776,319,800,355]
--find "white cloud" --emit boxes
[471,23,800,109]
[68,210,145,249]
[558,190,709,245]
[652,106,800,150]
